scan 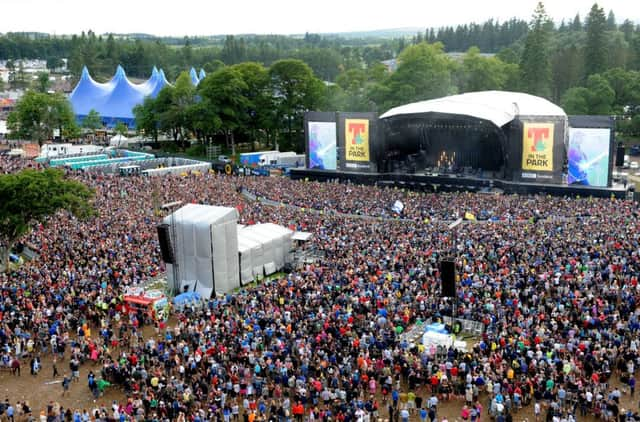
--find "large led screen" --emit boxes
[568,128,611,187]
[308,121,337,170]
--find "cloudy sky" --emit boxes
[3,0,639,36]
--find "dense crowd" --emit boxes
[240,177,621,222]
[1,155,640,422]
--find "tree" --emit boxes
[33,71,51,93]
[103,34,119,72]
[496,47,520,64]
[560,74,614,115]
[269,59,324,151]
[520,2,553,98]
[585,3,608,78]
[603,68,640,112]
[221,35,247,65]
[182,37,193,67]
[152,73,197,145]
[114,121,128,136]
[7,91,77,144]
[334,68,374,111]
[133,97,161,143]
[46,57,65,72]
[584,73,615,114]
[607,31,629,70]
[0,168,94,271]
[561,87,590,114]
[633,33,640,71]
[203,60,225,74]
[606,10,616,30]
[168,72,197,143]
[457,46,511,92]
[376,42,455,110]
[82,109,102,139]
[295,48,343,81]
[198,67,249,154]
[230,62,273,147]
[571,14,582,31]
[550,35,584,102]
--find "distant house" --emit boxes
[381,59,398,73]
[446,52,496,62]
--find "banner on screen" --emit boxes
[522,123,554,171]
[345,119,370,162]
[308,121,337,170]
[568,128,611,187]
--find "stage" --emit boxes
[290,168,631,199]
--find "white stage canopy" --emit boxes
[380,91,567,128]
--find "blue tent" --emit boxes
[149,69,171,98]
[198,69,206,81]
[173,291,204,312]
[69,65,176,128]
[189,67,200,85]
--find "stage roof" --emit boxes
[380,91,567,128]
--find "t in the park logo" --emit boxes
[345,118,369,162]
[522,122,554,171]
[531,132,547,152]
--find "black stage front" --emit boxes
[290,168,631,199]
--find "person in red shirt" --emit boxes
[451,366,459,381]
[292,402,304,422]
[431,375,439,394]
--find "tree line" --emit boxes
[5,2,640,149]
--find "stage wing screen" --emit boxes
[568,128,611,187]
[308,121,337,170]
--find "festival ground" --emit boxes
[1,322,638,421]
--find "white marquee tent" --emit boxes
[109,134,129,147]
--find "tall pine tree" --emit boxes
[519,2,552,98]
[585,3,608,78]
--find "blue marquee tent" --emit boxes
[70,65,193,128]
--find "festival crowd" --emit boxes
[1,155,640,422]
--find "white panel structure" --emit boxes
[164,204,239,297]
[238,228,269,278]
[163,204,295,294]
[141,162,211,176]
[238,235,261,284]
[238,224,293,280]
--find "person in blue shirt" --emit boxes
[419,407,428,422]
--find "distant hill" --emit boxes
[319,27,425,39]
[108,27,424,42]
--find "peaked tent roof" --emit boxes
[149,69,171,98]
[189,68,200,85]
[70,65,175,125]
[380,91,567,128]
